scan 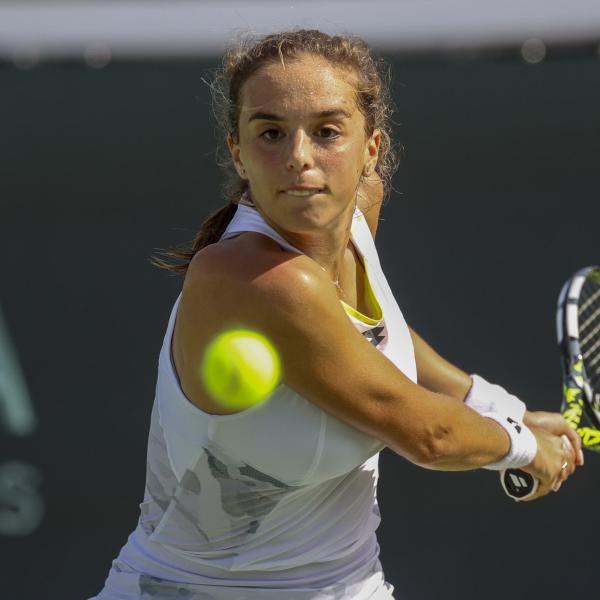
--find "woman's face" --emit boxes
[228,53,380,235]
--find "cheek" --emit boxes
[320,142,363,179]
[250,140,282,169]
[247,146,282,175]
[240,139,278,172]
[244,138,365,181]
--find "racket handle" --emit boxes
[500,468,539,500]
[500,434,575,500]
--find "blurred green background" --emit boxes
[1,52,599,599]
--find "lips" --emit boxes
[280,186,324,197]
[284,190,321,197]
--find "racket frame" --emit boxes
[501,265,600,500]
[557,266,600,445]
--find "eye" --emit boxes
[317,127,340,139]
[261,129,283,142]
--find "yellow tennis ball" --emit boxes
[201,329,281,410]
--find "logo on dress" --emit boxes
[362,325,386,348]
[506,417,522,434]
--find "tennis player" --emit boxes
[91,30,583,600]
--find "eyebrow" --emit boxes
[247,108,352,123]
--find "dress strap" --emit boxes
[221,204,304,255]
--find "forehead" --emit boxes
[239,54,358,118]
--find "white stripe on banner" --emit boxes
[1,0,600,60]
[0,308,36,437]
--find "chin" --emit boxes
[278,203,343,234]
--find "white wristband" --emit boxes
[465,374,527,422]
[464,374,536,470]
[481,413,538,471]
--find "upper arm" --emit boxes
[174,239,444,465]
[356,174,384,239]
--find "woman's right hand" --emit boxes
[519,428,577,501]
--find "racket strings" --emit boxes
[581,317,600,347]
[579,277,600,389]
[579,287,600,315]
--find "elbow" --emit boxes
[409,423,455,468]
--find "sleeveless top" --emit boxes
[91,203,416,600]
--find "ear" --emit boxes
[362,129,381,177]
[227,133,248,179]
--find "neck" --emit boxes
[251,198,355,285]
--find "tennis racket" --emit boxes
[501,265,600,500]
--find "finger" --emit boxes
[561,435,578,471]
[558,435,577,480]
[522,482,554,502]
[560,459,575,482]
[563,426,584,465]
[561,434,576,458]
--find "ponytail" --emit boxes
[149,202,238,276]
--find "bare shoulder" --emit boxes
[172,234,335,415]
[183,232,329,311]
[179,232,346,358]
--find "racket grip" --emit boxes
[500,468,539,500]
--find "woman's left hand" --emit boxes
[524,410,584,466]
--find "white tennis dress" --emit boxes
[91,203,416,600]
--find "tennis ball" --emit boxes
[201,329,281,410]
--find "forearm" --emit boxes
[390,389,511,471]
[405,328,536,472]
[421,415,511,472]
[409,327,472,402]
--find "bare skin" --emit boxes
[172,53,581,496]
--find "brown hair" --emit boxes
[151,29,398,275]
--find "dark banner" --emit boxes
[1,55,598,600]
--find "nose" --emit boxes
[286,130,313,172]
